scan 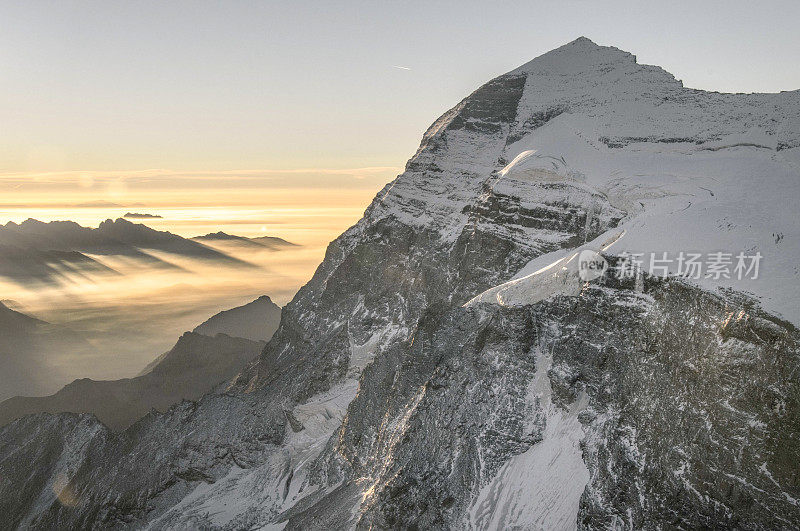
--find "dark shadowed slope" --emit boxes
[0,295,282,430]
[0,332,264,431]
[193,295,281,342]
[0,302,93,401]
[138,294,282,376]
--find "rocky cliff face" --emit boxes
[1,37,799,530]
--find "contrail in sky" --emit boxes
[391,65,411,71]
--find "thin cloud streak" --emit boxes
[0,166,403,183]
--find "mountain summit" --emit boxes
[513,36,659,74]
[1,40,798,529]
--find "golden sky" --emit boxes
[4,1,798,177]
[0,167,399,246]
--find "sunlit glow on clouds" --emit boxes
[0,166,398,244]
[0,166,397,383]
[0,240,318,381]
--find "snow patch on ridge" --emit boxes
[466,229,624,308]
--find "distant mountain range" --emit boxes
[0,218,298,284]
[0,295,281,430]
[192,231,297,249]
[123,212,162,219]
[0,217,237,260]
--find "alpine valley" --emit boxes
[2,38,799,530]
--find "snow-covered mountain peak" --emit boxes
[510,36,678,88]
[359,38,800,323]
[514,37,633,72]
[2,40,800,530]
